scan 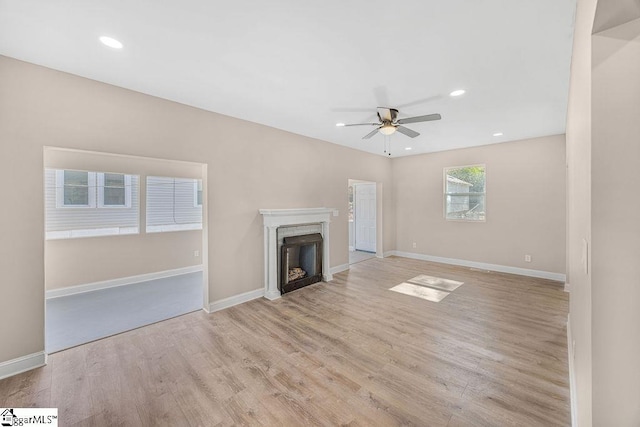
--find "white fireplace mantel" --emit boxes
[259,208,335,300]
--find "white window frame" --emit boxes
[443,164,486,222]
[98,173,132,208]
[55,170,97,208]
[56,170,133,209]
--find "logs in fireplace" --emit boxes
[280,233,323,294]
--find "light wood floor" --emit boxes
[0,256,570,426]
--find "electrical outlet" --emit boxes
[524,254,532,262]
[194,250,200,257]
[412,242,417,249]
[333,209,339,217]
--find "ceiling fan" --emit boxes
[338,107,441,139]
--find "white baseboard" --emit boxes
[348,246,355,252]
[388,250,566,282]
[209,288,264,313]
[330,263,349,275]
[209,262,350,312]
[383,250,396,258]
[0,352,47,380]
[567,314,577,426]
[46,265,204,299]
[564,283,571,293]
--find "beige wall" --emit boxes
[45,231,202,290]
[392,135,566,275]
[592,18,640,426]
[43,147,204,290]
[566,0,597,425]
[567,1,640,424]
[0,56,395,364]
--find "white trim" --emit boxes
[0,352,47,380]
[258,207,335,219]
[564,282,571,292]
[383,250,396,258]
[567,314,578,426]
[146,223,203,233]
[388,251,566,282]
[330,263,349,275]
[210,262,347,311]
[46,265,204,299]
[348,246,355,252]
[209,288,264,313]
[46,226,139,240]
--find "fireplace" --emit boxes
[259,208,334,300]
[280,233,323,294]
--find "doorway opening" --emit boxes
[43,147,209,354]
[348,179,377,265]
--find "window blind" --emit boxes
[146,176,203,233]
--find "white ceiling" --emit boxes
[0,0,576,157]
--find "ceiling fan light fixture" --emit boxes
[379,124,397,135]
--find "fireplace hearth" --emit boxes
[280,233,323,294]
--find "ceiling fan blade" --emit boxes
[396,95,442,109]
[342,123,379,127]
[331,107,376,113]
[373,86,390,107]
[396,113,442,125]
[363,128,381,139]
[396,126,420,138]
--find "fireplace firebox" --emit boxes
[280,233,323,294]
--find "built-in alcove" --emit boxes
[43,146,208,353]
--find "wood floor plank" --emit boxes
[0,256,569,426]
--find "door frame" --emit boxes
[348,178,382,258]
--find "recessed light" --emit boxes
[405,147,412,151]
[336,123,345,127]
[493,132,503,137]
[99,36,123,49]
[449,89,466,97]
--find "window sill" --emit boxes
[46,227,139,240]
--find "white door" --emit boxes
[354,183,376,252]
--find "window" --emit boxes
[147,176,203,233]
[55,170,132,209]
[444,165,486,221]
[98,173,132,208]
[46,169,139,239]
[194,180,203,207]
[56,170,96,208]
